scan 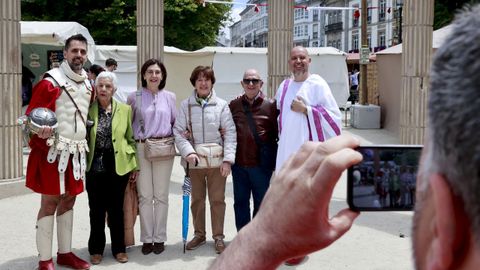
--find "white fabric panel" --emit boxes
[93,45,349,107]
[210,48,268,102]
[164,51,215,107]
[21,21,96,62]
[308,53,349,107]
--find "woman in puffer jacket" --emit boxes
[173,65,236,254]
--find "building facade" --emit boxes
[346,0,403,53]
[229,0,403,53]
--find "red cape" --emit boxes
[25,80,84,195]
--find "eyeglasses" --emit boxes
[146,70,161,76]
[243,79,261,84]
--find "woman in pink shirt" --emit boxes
[127,59,176,255]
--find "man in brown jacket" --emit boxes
[229,69,278,231]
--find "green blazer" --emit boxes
[87,100,139,176]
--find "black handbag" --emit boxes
[242,102,277,172]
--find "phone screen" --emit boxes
[347,145,423,211]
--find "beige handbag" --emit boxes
[188,104,224,169]
[144,137,176,161]
[194,143,224,168]
[135,90,176,161]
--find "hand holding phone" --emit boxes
[347,145,422,211]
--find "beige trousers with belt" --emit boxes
[136,143,174,243]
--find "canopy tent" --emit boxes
[375,25,452,135]
[94,46,350,107]
[21,21,96,84]
[376,24,452,56]
[21,21,96,61]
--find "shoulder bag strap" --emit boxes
[188,103,195,144]
[135,90,145,136]
[242,101,263,147]
[278,79,290,134]
[48,75,86,133]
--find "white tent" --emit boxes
[94,46,350,107]
[21,21,96,85]
[21,21,96,62]
[375,25,452,135]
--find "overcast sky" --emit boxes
[222,0,247,39]
[231,0,246,23]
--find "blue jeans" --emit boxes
[231,165,272,231]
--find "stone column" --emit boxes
[0,0,22,181]
[136,0,164,75]
[267,0,293,97]
[400,0,434,144]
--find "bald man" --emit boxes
[274,46,341,265]
[275,46,342,171]
[229,69,278,231]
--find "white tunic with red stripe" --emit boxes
[275,74,341,170]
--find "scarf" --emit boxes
[60,61,88,83]
[195,91,213,108]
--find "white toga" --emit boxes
[275,74,342,170]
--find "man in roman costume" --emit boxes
[26,34,93,270]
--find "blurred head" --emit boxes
[289,46,311,80]
[95,71,117,104]
[88,64,105,80]
[190,66,215,98]
[413,5,480,270]
[105,58,118,72]
[140,58,167,90]
[241,69,263,100]
[63,34,88,73]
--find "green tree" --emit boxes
[434,0,480,29]
[21,0,231,50]
[164,0,231,51]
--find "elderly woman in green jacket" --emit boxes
[86,71,139,265]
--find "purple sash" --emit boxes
[278,79,290,134]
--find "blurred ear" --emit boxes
[425,174,467,270]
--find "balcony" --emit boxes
[379,12,386,22]
[325,22,343,33]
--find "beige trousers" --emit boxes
[189,168,226,240]
[136,143,174,243]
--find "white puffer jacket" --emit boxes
[174,90,237,165]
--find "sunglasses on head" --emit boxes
[243,79,261,84]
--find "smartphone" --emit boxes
[347,145,423,211]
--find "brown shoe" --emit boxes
[141,243,154,255]
[214,239,226,254]
[115,253,128,263]
[186,236,206,250]
[153,242,165,254]
[90,254,103,265]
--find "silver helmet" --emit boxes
[26,107,58,134]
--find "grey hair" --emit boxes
[427,5,480,243]
[95,71,118,90]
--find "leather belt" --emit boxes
[135,136,170,143]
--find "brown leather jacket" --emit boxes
[229,93,278,167]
